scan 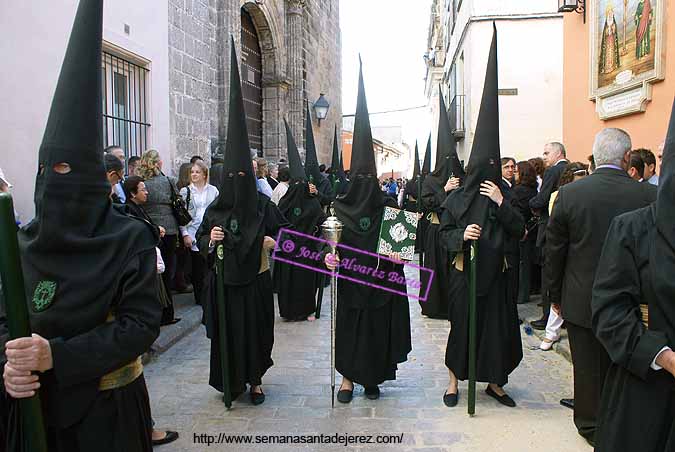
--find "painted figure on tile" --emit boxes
[635,0,653,59]
[599,4,620,74]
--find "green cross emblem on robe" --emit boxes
[32,280,57,312]
[359,217,371,231]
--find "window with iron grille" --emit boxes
[101,51,151,160]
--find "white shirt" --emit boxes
[179,183,220,251]
[502,177,512,188]
[271,182,289,205]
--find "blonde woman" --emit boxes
[179,160,219,306]
[137,149,180,325]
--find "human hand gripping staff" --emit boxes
[210,225,232,409]
[0,192,49,452]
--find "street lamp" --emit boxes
[313,93,330,124]
[558,0,585,23]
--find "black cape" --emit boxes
[440,188,524,385]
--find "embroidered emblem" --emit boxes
[217,244,224,261]
[359,217,371,231]
[293,207,302,217]
[230,219,239,233]
[32,281,56,312]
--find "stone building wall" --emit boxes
[168,0,342,169]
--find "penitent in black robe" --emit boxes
[0,238,160,452]
[274,183,327,320]
[592,205,675,452]
[419,175,450,319]
[198,194,288,398]
[333,182,411,388]
[440,188,524,386]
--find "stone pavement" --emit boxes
[145,265,590,452]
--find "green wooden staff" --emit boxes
[468,240,478,416]
[215,243,232,408]
[0,193,49,451]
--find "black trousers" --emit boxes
[159,235,177,323]
[567,322,612,444]
[517,240,534,303]
[189,250,206,306]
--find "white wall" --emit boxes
[429,0,562,164]
[463,18,563,162]
[0,0,169,222]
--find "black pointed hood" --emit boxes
[656,98,675,246]
[412,141,421,180]
[432,90,464,181]
[32,0,109,229]
[404,142,422,201]
[304,103,323,184]
[278,120,326,238]
[329,126,348,195]
[348,59,378,176]
[202,37,265,285]
[651,98,675,311]
[331,126,345,178]
[285,119,307,182]
[422,135,432,176]
[334,58,387,240]
[459,24,501,226]
[18,0,158,346]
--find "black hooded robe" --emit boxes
[419,176,450,319]
[592,206,675,452]
[198,194,288,397]
[333,180,412,388]
[0,213,160,452]
[440,188,524,386]
[274,183,327,320]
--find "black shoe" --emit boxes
[250,388,265,405]
[364,386,380,400]
[337,388,353,404]
[485,386,516,407]
[530,318,547,330]
[560,398,574,410]
[443,390,458,407]
[152,431,179,446]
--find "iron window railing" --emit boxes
[102,51,151,159]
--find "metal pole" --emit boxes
[468,240,478,416]
[0,193,49,451]
[330,248,337,408]
[215,244,232,409]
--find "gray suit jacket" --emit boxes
[143,174,179,235]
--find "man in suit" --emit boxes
[545,128,657,446]
[529,142,568,329]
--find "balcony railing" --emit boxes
[449,94,465,139]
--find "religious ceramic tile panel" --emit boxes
[589,0,666,119]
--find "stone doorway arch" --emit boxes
[240,1,288,162]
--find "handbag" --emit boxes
[165,174,192,226]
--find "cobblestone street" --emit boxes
[145,264,591,452]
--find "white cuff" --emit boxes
[651,346,671,370]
